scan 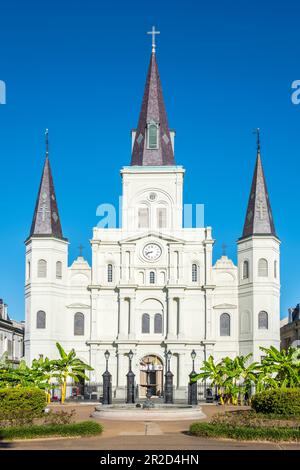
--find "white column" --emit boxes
[116,350,127,398]
[167,295,177,339]
[204,229,213,286]
[129,296,136,339]
[118,296,129,338]
[178,352,186,388]
[90,290,98,340]
[89,344,97,382]
[205,289,214,340]
[91,243,98,285]
[178,296,185,338]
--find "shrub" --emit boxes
[0,421,103,440]
[44,409,76,426]
[189,422,300,441]
[0,387,46,426]
[211,410,300,428]
[251,388,300,416]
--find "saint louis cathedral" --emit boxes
[24,33,280,399]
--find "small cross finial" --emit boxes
[253,128,260,153]
[222,243,227,256]
[78,244,84,257]
[147,26,160,54]
[45,128,49,157]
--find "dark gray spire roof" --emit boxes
[131,52,175,166]
[29,137,64,240]
[241,145,276,239]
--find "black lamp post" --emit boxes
[188,349,198,405]
[164,350,174,404]
[126,349,135,404]
[102,350,112,405]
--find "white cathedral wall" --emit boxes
[25,160,281,394]
[237,236,280,361]
[25,238,92,366]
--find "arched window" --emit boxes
[192,264,198,282]
[138,208,149,228]
[243,260,249,279]
[149,271,155,284]
[157,207,167,228]
[74,312,84,336]
[37,259,47,278]
[107,264,113,283]
[36,311,46,329]
[258,311,268,330]
[154,313,163,334]
[147,122,159,149]
[258,258,268,277]
[220,313,230,336]
[142,313,150,333]
[274,260,277,279]
[56,261,62,279]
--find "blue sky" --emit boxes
[0,0,299,321]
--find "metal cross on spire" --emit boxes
[253,127,260,153]
[147,26,160,54]
[45,128,49,157]
[222,243,227,256]
[78,244,84,257]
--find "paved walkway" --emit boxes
[2,404,300,450]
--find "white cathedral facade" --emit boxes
[25,44,280,399]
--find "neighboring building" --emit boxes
[280,305,300,350]
[24,38,280,399]
[0,299,24,364]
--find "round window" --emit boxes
[149,192,157,201]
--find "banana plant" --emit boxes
[31,356,55,403]
[192,356,226,404]
[259,346,300,388]
[51,342,93,404]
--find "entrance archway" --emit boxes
[139,355,163,398]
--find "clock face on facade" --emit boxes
[142,243,162,261]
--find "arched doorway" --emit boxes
[139,355,163,398]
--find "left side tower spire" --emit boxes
[29,130,64,240]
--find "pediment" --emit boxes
[66,303,90,309]
[213,303,237,310]
[119,231,185,245]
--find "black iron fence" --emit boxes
[50,383,103,402]
[49,381,256,404]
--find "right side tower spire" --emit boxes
[241,129,276,239]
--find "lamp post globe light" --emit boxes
[188,349,198,405]
[126,349,135,404]
[164,350,174,404]
[102,350,112,405]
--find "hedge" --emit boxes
[0,421,103,440]
[251,388,300,416]
[0,387,46,413]
[0,387,46,425]
[189,422,300,442]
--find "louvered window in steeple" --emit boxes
[147,122,159,149]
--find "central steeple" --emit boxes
[131,38,175,166]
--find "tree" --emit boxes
[192,354,260,405]
[31,356,54,403]
[192,356,226,404]
[51,343,93,404]
[259,346,300,388]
